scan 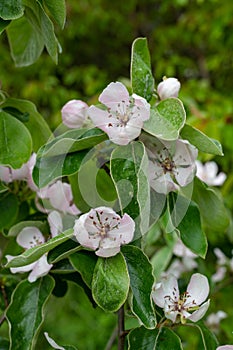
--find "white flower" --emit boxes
[157,77,181,100]
[5,226,57,283]
[74,206,135,257]
[61,99,88,129]
[88,82,150,145]
[217,346,233,350]
[0,153,36,187]
[37,180,80,215]
[148,139,198,194]
[152,273,210,324]
[196,160,226,186]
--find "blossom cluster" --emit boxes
[1,76,227,329]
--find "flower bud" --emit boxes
[61,99,88,128]
[157,77,181,100]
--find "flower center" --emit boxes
[88,210,120,239]
[161,157,176,174]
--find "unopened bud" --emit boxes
[157,77,181,100]
[61,99,88,128]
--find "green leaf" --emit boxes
[33,149,89,188]
[38,128,107,158]
[110,141,150,238]
[180,124,223,156]
[7,220,47,237]
[51,258,75,274]
[1,98,52,151]
[36,1,59,64]
[0,337,10,350]
[69,251,98,288]
[130,37,155,101]
[6,275,55,350]
[48,239,81,264]
[0,110,32,168]
[177,199,208,258]
[143,98,186,140]
[6,15,44,67]
[0,192,18,230]
[42,0,66,28]
[192,177,230,232]
[122,245,156,329]
[92,253,130,312]
[4,229,74,268]
[128,326,183,350]
[188,321,219,350]
[0,0,24,20]
[0,18,11,34]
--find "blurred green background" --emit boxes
[1,0,233,348]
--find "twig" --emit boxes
[118,305,125,350]
[104,325,118,350]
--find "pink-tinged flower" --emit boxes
[196,160,226,186]
[5,226,58,283]
[88,82,150,145]
[148,139,198,194]
[206,310,227,331]
[157,77,181,100]
[37,180,80,215]
[0,153,38,191]
[217,346,233,350]
[152,273,210,324]
[74,206,135,257]
[61,99,88,129]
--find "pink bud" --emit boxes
[157,77,181,100]
[61,99,88,128]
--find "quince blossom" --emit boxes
[0,153,36,188]
[196,160,226,186]
[74,206,135,257]
[152,273,210,324]
[6,225,58,283]
[61,99,88,128]
[37,180,80,215]
[217,347,233,350]
[157,77,181,100]
[88,82,150,145]
[148,139,198,194]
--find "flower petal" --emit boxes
[28,255,53,283]
[17,227,45,249]
[187,299,210,322]
[48,210,63,237]
[99,82,130,106]
[185,273,209,306]
[152,274,179,308]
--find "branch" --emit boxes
[118,305,125,350]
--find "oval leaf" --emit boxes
[69,251,98,288]
[110,141,150,238]
[92,253,130,312]
[188,321,219,350]
[6,275,55,350]
[192,178,230,232]
[143,98,186,140]
[1,98,52,151]
[0,192,18,230]
[130,37,155,101]
[180,124,223,156]
[122,245,156,329]
[0,111,32,168]
[0,0,24,20]
[177,200,208,258]
[42,0,66,28]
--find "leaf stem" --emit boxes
[118,305,125,350]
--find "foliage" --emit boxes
[1,1,233,350]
